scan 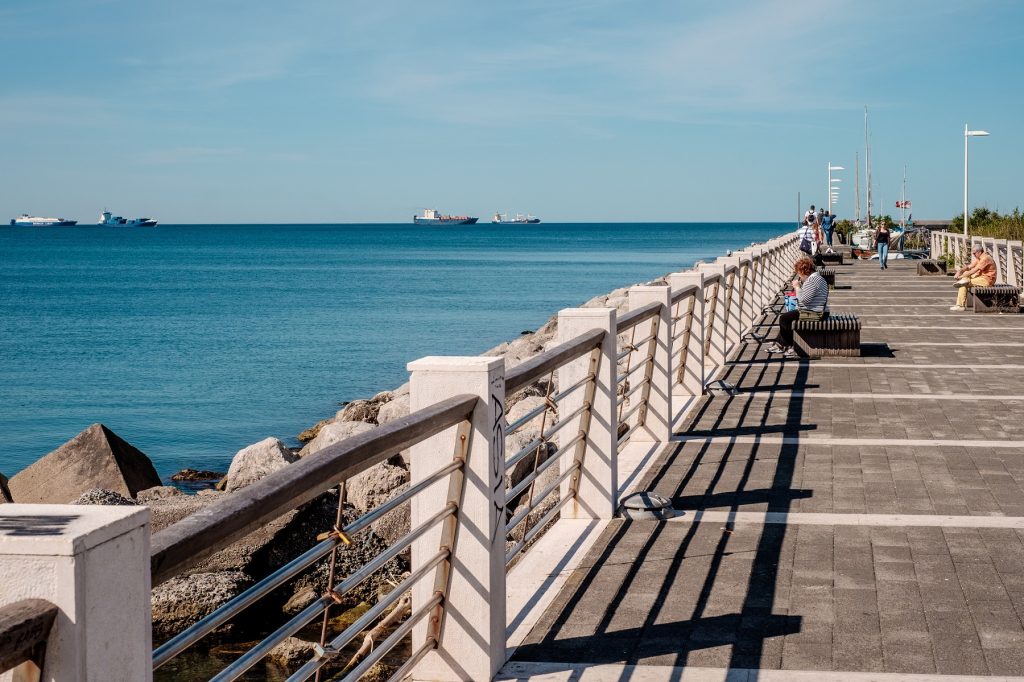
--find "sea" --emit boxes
[1,222,788,481]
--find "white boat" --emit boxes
[9,214,77,227]
[97,210,157,227]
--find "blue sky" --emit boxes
[2,0,1021,223]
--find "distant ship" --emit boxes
[491,212,540,224]
[97,210,157,227]
[413,209,478,225]
[9,214,77,227]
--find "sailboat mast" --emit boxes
[854,151,861,223]
[900,165,907,229]
[864,106,873,228]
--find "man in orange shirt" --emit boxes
[951,245,998,311]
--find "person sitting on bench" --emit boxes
[767,256,830,358]
[951,244,997,311]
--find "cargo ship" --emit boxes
[97,210,157,227]
[9,214,78,226]
[413,209,478,225]
[492,212,540,224]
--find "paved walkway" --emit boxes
[505,259,1024,679]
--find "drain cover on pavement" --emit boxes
[619,492,678,520]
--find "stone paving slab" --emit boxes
[637,440,1024,517]
[512,519,1024,675]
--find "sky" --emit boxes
[2,0,1022,224]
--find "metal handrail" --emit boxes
[616,359,648,384]
[505,328,605,395]
[0,599,57,675]
[505,432,585,503]
[504,402,588,473]
[151,458,463,668]
[616,301,661,333]
[506,493,573,564]
[618,399,644,427]
[702,272,722,286]
[505,463,580,543]
[150,393,478,586]
[504,371,591,435]
[620,377,647,404]
[209,517,454,680]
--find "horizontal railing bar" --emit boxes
[505,432,585,504]
[616,301,662,333]
[702,273,722,285]
[0,599,58,674]
[151,459,462,669]
[618,400,644,426]
[505,371,593,435]
[629,332,657,349]
[539,403,588,442]
[214,541,450,681]
[620,378,648,404]
[670,284,698,304]
[506,492,573,565]
[331,593,441,682]
[151,393,478,586]
[505,328,605,395]
[617,360,648,384]
[724,264,737,274]
[284,552,447,681]
[505,461,579,533]
[505,436,543,473]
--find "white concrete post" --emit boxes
[735,253,757,330]
[407,356,506,682]
[626,285,672,443]
[557,308,617,519]
[698,263,728,382]
[748,248,766,314]
[0,504,151,682]
[668,272,705,401]
[994,239,1008,284]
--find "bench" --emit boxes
[817,267,836,289]
[917,260,947,275]
[972,285,1021,313]
[793,314,861,358]
[819,252,844,265]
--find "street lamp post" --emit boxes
[828,162,845,214]
[964,125,990,235]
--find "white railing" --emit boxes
[0,232,800,682]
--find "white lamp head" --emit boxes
[966,129,990,137]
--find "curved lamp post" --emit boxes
[828,163,845,213]
[964,125,990,235]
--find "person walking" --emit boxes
[822,211,835,250]
[873,222,891,269]
[767,257,829,358]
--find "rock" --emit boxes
[507,459,561,544]
[0,473,12,503]
[224,437,296,492]
[137,486,183,502]
[336,399,378,423]
[170,468,224,482]
[297,417,332,443]
[347,463,409,513]
[151,570,252,640]
[299,420,376,457]
[369,482,411,546]
[504,397,558,495]
[8,423,161,503]
[375,393,410,426]
[73,488,137,506]
[267,637,317,667]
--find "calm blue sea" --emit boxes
[1,223,786,479]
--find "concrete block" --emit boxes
[9,424,160,504]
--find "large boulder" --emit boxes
[347,462,408,513]
[370,482,411,546]
[505,397,558,497]
[375,393,410,426]
[299,420,376,458]
[0,473,12,503]
[224,437,296,492]
[151,570,252,640]
[9,423,161,503]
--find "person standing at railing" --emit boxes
[950,244,997,311]
[767,257,829,358]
